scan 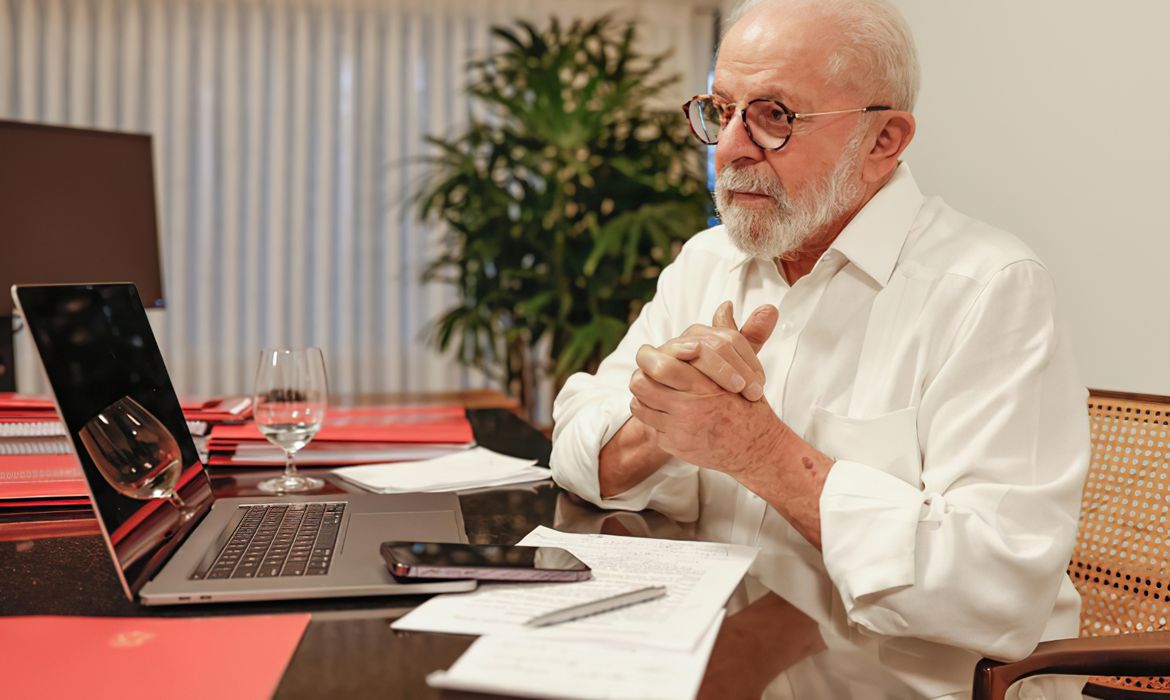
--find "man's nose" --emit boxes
[715,110,765,168]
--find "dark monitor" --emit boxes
[0,120,165,316]
[13,284,211,598]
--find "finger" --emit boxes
[712,300,737,330]
[630,397,670,433]
[630,371,689,413]
[690,336,759,395]
[636,344,720,393]
[740,304,780,353]
[658,336,700,363]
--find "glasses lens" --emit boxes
[745,100,792,149]
[687,98,723,145]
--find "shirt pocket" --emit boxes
[806,406,923,488]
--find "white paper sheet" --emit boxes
[392,526,757,651]
[426,610,724,700]
[332,447,550,493]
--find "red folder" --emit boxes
[0,614,311,700]
[179,396,253,422]
[0,394,252,423]
[0,393,56,410]
[210,405,474,445]
[0,454,87,502]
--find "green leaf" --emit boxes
[414,14,711,401]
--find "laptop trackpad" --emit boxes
[341,510,466,558]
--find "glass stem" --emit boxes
[285,450,297,479]
[168,493,190,521]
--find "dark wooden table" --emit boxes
[0,407,823,699]
[0,409,555,694]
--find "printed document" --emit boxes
[392,526,757,651]
[427,610,724,700]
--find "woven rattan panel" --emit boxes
[1071,393,1170,694]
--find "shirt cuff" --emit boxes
[550,395,636,507]
[820,460,924,620]
[550,396,698,517]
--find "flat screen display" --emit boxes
[14,284,211,597]
[0,121,165,316]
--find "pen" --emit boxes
[524,585,668,628]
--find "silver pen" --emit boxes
[524,585,668,628]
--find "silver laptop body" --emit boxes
[14,283,476,605]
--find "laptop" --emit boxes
[13,282,477,605]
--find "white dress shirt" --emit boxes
[550,164,1090,699]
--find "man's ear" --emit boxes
[862,111,916,184]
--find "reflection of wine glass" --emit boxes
[80,396,191,519]
[253,347,327,494]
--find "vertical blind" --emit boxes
[2,0,716,401]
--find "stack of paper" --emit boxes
[333,447,550,494]
[394,526,759,699]
[431,612,725,700]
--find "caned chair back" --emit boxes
[1070,390,1170,695]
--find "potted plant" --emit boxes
[416,15,711,416]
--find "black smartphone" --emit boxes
[381,541,592,582]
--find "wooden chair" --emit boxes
[974,390,1170,699]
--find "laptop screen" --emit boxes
[14,283,213,597]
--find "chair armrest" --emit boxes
[973,631,1170,700]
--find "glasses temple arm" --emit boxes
[792,106,892,120]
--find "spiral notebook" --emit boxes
[0,436,73,455]
[0,419,209,441]
[0,453,87,503]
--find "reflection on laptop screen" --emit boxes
[15,284,212,595]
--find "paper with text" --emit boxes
[427,610,723,700]
[392,526,756,651]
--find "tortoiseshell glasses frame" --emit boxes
[682,94,891,151]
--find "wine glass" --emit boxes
[79,396,192,520]
[253,347,328,493]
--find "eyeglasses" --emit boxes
[681,94,891,151]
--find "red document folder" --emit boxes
[0,614,311,700]
[211,405,475,445]
[0,454,87,504]
[0,393,55,410]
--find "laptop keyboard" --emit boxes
[193,503,345,580]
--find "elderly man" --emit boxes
[550,0,1090,697]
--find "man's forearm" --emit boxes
[736,425,834,550]
[598,416,671,498]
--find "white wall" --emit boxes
[889,0,1170,395]
[721,0,1170,394]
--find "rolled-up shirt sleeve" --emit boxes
[551,247,703,517]
[819,260,1090,661]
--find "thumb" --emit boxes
[740,304,779,353]
[712,300,738,330]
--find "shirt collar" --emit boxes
[828,162,924,288]
[726,163,925,288]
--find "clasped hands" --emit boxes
[628,300,791,478]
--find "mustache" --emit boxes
[715,166,787,202]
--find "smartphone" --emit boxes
[381,541,592,582]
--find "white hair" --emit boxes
[722,0,921,112]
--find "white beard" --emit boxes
[715,126,868,260]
